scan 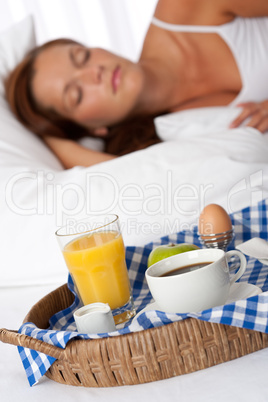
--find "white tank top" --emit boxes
[151,16,268,106]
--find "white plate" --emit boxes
[134,282,262,319]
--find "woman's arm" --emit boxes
[43,136,116,169]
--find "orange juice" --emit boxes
[63,231,131,310]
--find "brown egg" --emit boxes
[198,204,232,238]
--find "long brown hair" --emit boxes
[4,38,161,156]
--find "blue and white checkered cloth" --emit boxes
[18,199,268,386]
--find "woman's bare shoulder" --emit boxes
[153,0,228,25]
[223,0,268,17]
[154,0,268,25]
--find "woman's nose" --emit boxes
[76,65,103,85]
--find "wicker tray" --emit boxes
[1,283,268,387]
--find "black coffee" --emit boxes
[160,262,213,277]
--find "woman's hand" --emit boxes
[230,100,268,133]
[43,135,116,169]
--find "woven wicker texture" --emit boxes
[1,284,268,387]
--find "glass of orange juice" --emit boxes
[55,214,136,325]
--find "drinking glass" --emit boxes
[56,214,136,325]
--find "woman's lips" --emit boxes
[112,66,121,93]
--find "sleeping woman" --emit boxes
[5,0,268,168]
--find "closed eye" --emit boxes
[64,83,82,111]
[70,47,90,67]
[63,46,89,111]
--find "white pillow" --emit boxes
[0,16,36,92]
[0,16,63,169]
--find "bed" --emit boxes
[1,16,268,402]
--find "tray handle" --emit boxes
[0,328,64,360]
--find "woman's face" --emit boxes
[31,43,145,130]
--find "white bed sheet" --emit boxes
[1,283,268,401]
[2,123,268,286]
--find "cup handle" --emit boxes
[225,250,247,285]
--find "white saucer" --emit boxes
[227,282,262,303]
[135,282,262,319]
[258,258,268,266]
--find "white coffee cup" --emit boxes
[145,248,247,314]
